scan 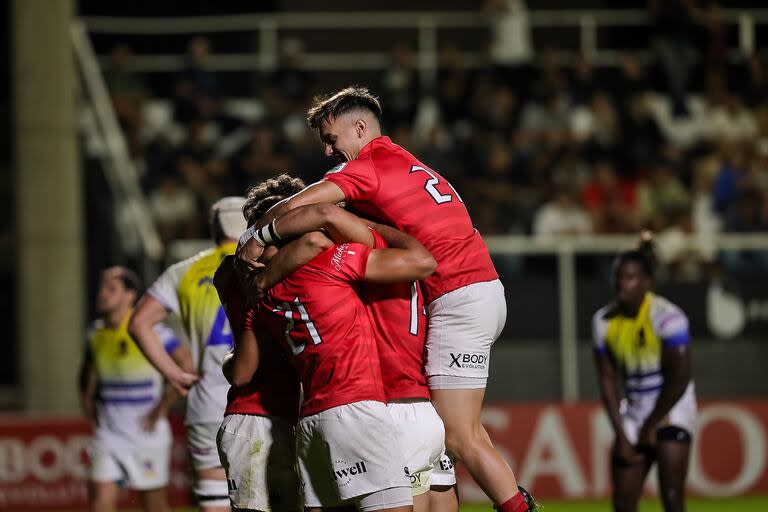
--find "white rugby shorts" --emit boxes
[186,422,224,471]
[425,279,507,389]
[88,419,171,490]
[430,454,457,487]
[297,400,411,508]
[387,401,445,495]
[216,414,301,512]
[621,382,698,445]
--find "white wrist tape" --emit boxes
[238,220,281,247]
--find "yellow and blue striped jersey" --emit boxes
[147,242,236,424]
[592,293,690,402]
[86,311,179,440]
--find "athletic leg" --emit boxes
[137,486,170,512]
[656,428,692,512]
[610,442,652,512]
[428,485,458,512]
[87,480,119,512]
[431,388,519,505]
[195,466,231,512]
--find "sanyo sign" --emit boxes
[457,403,767,501]
[0,435,90,482]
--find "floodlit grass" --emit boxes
[156,495,768,512]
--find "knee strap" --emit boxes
[194,478,229,507]
[657,425,692,443]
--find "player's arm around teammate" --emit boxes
[238,202,435,287]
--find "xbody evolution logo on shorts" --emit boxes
[333,459,368,487]
[449,352,488,370]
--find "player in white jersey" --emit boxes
[80,266,187,512]
[592,236,696,512]
[128,198,247,512]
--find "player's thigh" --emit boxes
[297,401,411,509]
[387,401,444,496]
[424,280,505,387]
[217,414,300,512]
[611,449,651,511]
[430,388,485,441]
[87,479,120,511]
[137,486,169,512]
[187,421,227,473]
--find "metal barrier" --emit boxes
[71,21,163,279]
[81,8,768,87]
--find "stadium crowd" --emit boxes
[102,4,768,280]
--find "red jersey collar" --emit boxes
[356,135,391,159]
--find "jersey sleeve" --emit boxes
[654,303,690,347]
[322,159,379,202]
[592,309,609,354]
[147,265,181,315]
[153,323,182,354]
[370,228,388,250]
[325,243,372,283]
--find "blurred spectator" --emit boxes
[713,144,750,213]
[583,161,640,233]
[230,120,294,190]
[532,174,593,238]
[620,93,665,173]
[149,174,198,243]
[380,43,420,128]
[174,36,220,125]
[104,45,148,159]
[569,54,597,106]
[570,91,621,164]
[174,120,229,211]
[637,162,690,231]
[704,94,758,143]
[648,0,700,116]
[485,0,533,87]
[437,44,471,125]
[268,38,316,112]
[720,188,768,276]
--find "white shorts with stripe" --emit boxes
[621,382,698,444]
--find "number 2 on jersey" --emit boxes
[273,297,323,355]
[410,165,463,204]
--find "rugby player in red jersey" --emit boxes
[213,260,302,512]
[249,199,458,512]
[232,175,437,511]
[237,88,537,512]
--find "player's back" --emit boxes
[323,136,498,303]
[363,231,429,401]
[257,242,385,417]
[148,243,236,425]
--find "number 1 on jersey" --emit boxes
[410,165,463,204]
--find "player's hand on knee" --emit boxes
[614,435,643,465]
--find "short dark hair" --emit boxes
[243,174,306,226]
[614,235,656,279]
[307,86,382,129]
[102,266,142,293]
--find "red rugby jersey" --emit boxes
[216,263,301,423]
[257,242,385,417]
[323,136,498,304]
[363,230,429,401]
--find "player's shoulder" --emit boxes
[649,293,688,325]
[593,302,618,324]
[86,318,106,339]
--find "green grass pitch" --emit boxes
[153,495,768,511]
